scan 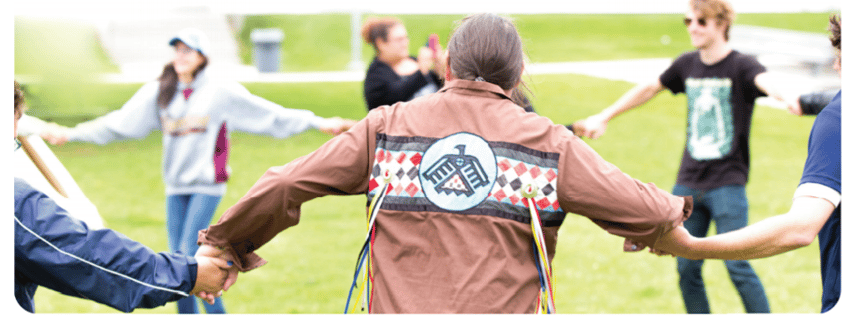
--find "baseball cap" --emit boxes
[169,28,210,57]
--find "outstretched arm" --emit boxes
[654,196,835,260]
[197,115,374,273]
[572,79,665,139]
[44,82,160,146]
[754,71,802,116]
[14,178,200,312]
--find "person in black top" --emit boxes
[572,0,805,314]
[361,16,445,111]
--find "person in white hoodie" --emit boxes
[41,28,354,314]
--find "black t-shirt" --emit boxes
[363,57,442,111]
[659,50,766,190]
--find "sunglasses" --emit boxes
[683,17,708,27]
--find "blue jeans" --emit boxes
[166,194,226,314]
[672,184,770,314]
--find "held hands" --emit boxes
[191,255,232,304]
[318,117,358,136]
[625,225,697,258]
[786,93,804,116]
[193,245,241,304]
[571,114,608,139]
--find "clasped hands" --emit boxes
[190,245,240,305]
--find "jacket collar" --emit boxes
[439,79,511,100]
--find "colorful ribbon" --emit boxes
[345,169,392,313]
[522,183,556,314]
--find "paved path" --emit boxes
[93,7,838,110]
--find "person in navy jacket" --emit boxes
[14,80,230,313]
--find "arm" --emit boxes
[572,79,665,139]
[17,114,48,136]
[47,82,160,145]
[654,196,835,260]
[197,115,374,272]
[557,134,692,249]
[13,178,214,312]
[753,72,800,115]
[223,83,350,137]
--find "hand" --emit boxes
[191,255,232,304]
[786,94,803,116]
[196,245,240,292]
[433,45,447,79]
[40,123,70,145]
[652,225,697,259]
[573,114,608,139]
[318,117,358,136]
[417,46,435,74]
[648,247,675,257]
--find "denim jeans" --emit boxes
[166,194,226,314]
[672,184,770,313]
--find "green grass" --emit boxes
[30,74,819,314]
[16,12,834,116]
[16,12,828,314]
[235,12,834,69]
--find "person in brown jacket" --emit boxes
[195,13,697,313]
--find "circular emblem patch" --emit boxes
[419,132,497,211]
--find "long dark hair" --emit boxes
[448,13,531,106]
[156,58,208,109]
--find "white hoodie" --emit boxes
[68,69,328,196]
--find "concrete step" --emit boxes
[98,6,245,81]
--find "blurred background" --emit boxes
[10,0,844,315]
[13,0,841,122]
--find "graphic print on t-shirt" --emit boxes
[686,77,733,161]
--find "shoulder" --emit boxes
[136,81,161,96]
[665,51,699,75]
[367,58,390,71]
[729,50,766,70]
[672,51,699,64]
[205,76,248,97]
[14,177,41,206]
[366,58,394,79]
[729,50,758,63]
[14,177,59,225]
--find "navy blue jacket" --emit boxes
[14,177,197,313]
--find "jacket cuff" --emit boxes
[622,195,693,251]
[197,230,268,273]
[186,256,199,293]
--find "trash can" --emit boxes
[250,28,284,73]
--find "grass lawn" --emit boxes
[236,12,833,70]
[14,11,830,314]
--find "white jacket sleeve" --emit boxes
[221,82,326,138]
[67,82,160,145]
[17,114,48,136]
